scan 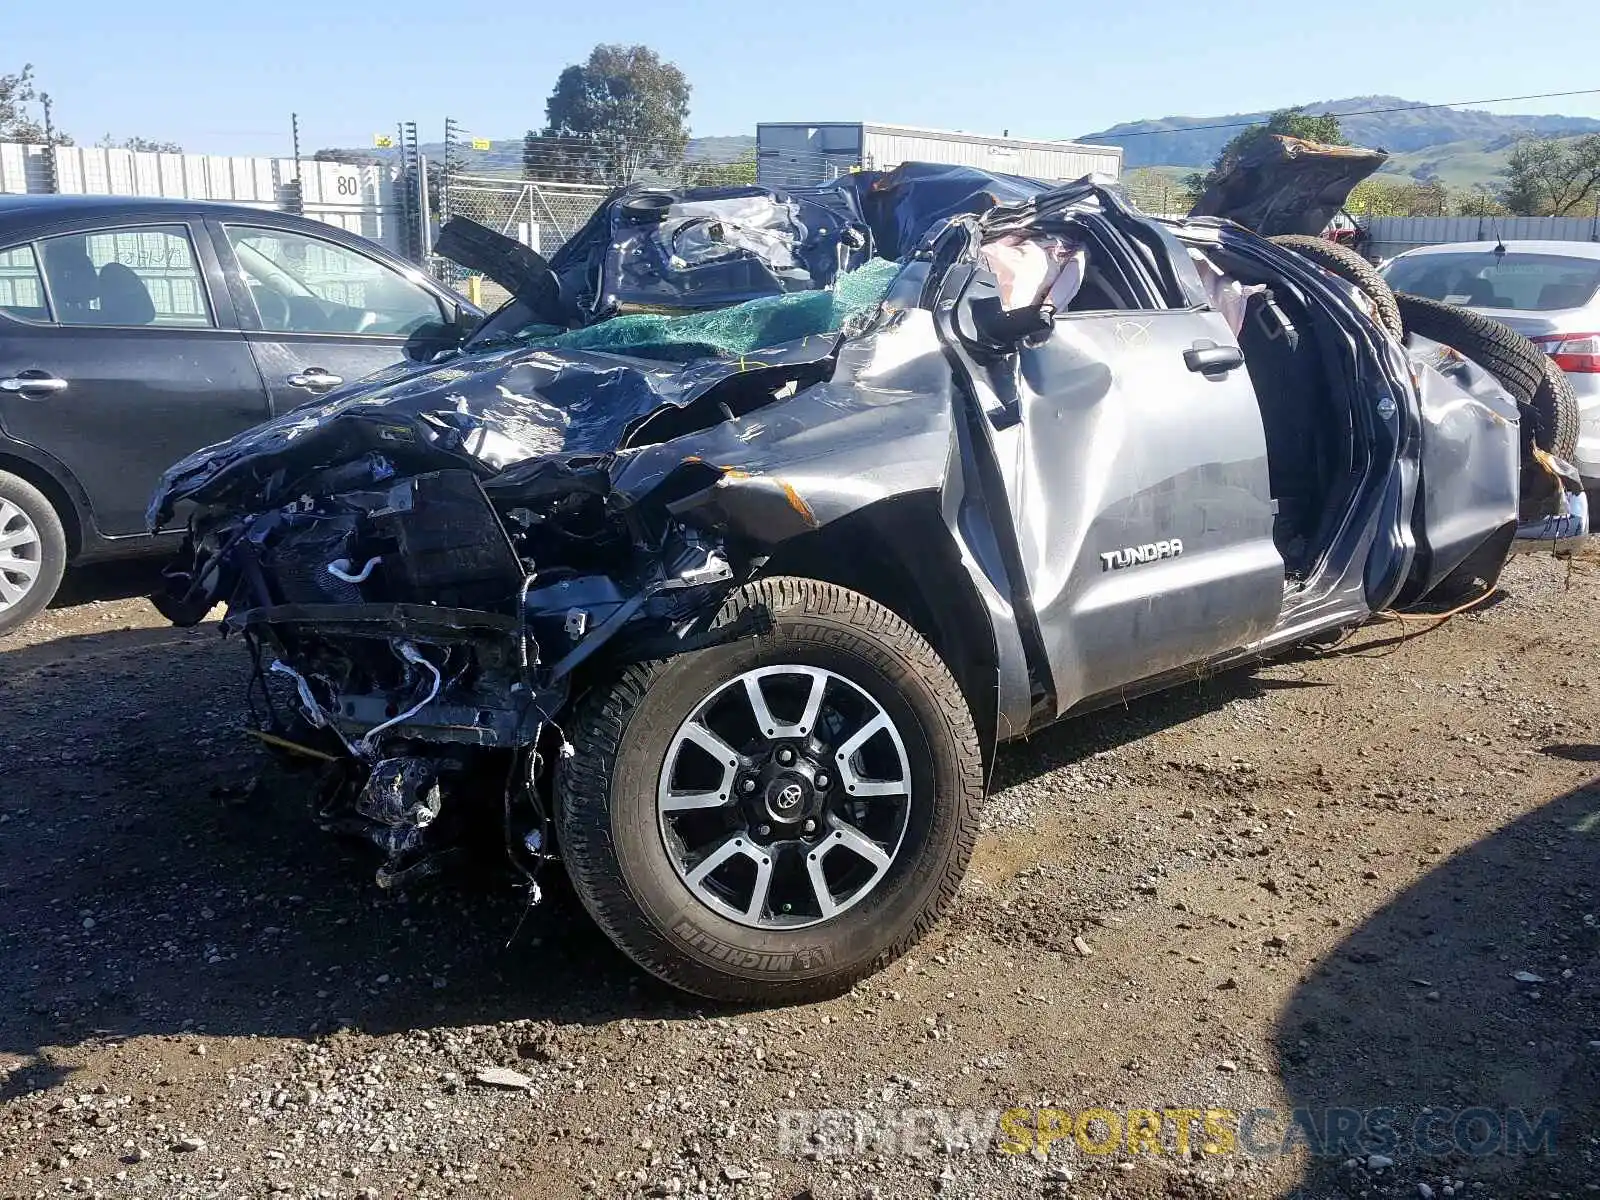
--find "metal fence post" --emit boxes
[416,154,432,259]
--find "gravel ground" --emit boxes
[2,555,1599,1200]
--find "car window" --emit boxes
[37,225,213,328]
[1384,251,1600,312]
[0,244,48,322]
[225,226,443,336]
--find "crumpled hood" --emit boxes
[145,337,837,529]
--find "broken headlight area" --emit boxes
[161,455,752,893]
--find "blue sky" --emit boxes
[11,0,1600,156]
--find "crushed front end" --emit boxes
[155,442,757,893]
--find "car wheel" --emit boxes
[1270,234,1404,339]
[1530,353,1581,462]
[555,576,982,1002]
[0,470,66,637]
[1395,292,1546,409]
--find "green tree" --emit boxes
[1504,134,1600,216]
[681,150,757,188]
[1408,177,1449,217]
[1347,175,1453,218]
[1346,177,1408,217]
[1122,167,1194,215]
[1187,108,1346,195]
[0,63,70,144]
[312,147,384,166]
[1455,184,1508,218]
[96,134,182,153]
[522,44,690,184]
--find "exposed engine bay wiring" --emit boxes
[269,659,363,757]
[326,556,382,584]
[357,642,442,754]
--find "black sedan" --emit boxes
[0,195,479,634]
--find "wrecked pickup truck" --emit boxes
[146,162,1586,1002]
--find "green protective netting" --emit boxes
[529,258,903,364]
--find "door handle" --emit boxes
[0,372,69,397]
[1184,342,1245,375]
[286,369,344,392]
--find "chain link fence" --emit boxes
[425,145,1176,302]
[430,174,611,300]
[1118,174,1194,219]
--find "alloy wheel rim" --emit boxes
[657,665,913,930]
[0,499,42,614]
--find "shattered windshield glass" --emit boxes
[511,258,902,363]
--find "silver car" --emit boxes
[1383,240,1600,486]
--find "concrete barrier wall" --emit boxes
[0,143,401,253]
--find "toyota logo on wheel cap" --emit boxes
[772,782,804,811]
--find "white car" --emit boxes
[1383,240,1600,487]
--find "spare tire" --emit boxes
[1269,234,1404,340]
[1395,292,1545,409]
[1530,352,1581,462]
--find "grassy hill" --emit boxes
[1136,140,1521,194]
[1083,96,1600,172]
[1373,138,1520,190]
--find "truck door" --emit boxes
[943,227,1285,715]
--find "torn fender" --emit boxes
[607,305,1038,742]
[1397,334,1522,602]
[609,309,958,544]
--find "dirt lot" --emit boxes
[2,555,1599,1200]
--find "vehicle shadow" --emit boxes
[1274,774,1600,1196]
[1542,743,1600,764]
[990,662,1329,793]
[50,557,167,607]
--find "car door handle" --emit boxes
[0,373,69,397]
[1184,343,1245,375]
[286,369,344,392]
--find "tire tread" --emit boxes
[1531,352,1581,461]
[555,576,982,1003]
[1270,234,1405,339]
[1395,292,1546,407]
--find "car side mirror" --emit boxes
[403,304,478,363]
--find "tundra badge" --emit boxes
[1100,539,1184,571]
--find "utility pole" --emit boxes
[291,112,302,181]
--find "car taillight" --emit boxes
[1531,332,1600,373]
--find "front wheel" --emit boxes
[0,470,67,637]
[555,577,982,1002]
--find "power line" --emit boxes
[1091,87,1600,140]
